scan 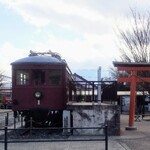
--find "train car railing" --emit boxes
[69,80,117,103]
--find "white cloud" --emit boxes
[0,42,28,76]
[0,0,113,35]
[0,0,150,78]
[29,32,118,71]
[0,0,104,28]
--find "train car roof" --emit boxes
[11,55,67,65]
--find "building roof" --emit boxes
[113,61,150,67]
[73,73,88,82]
[117,91,149,96]
[11,55,66,65]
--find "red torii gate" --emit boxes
[113,61,150,130]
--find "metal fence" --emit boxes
[0,125,108,150]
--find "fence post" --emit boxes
[4,126,8,150]
[105,125,108,150]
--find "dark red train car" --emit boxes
[11,51,73,127]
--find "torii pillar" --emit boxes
[113,62,150,130]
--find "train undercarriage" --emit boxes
[14,109,63,128]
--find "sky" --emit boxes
[0,0,150,80]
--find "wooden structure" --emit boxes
[113,62,150,130]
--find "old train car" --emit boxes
[11,51,74,127]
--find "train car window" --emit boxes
[16,70,29,85]
[49,70,61,85]
[32,70,45,85]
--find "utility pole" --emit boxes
[97,66,101,104]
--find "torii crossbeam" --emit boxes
[113,61,150,130]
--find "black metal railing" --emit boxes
[0,116,108,150]
[0,125,108,150]
[69,80,117,103]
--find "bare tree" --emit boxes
[112,9,150,93]
[118,9,150,63]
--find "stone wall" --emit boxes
[67,103,120,136]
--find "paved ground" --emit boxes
[0,141,125,150]
[114,114,150,150]
[0,111,150,150]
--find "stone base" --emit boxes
[125,126,137,130]
[67,104,120,135]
